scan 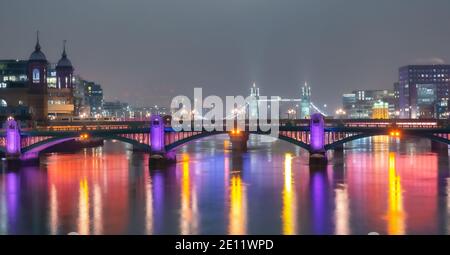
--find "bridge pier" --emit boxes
[149,115,176,167]
[4,118,21,161]
[309,114,327,166]
[431,141,449,153]
[229,131,249,152]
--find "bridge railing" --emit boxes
[0,118,447,134]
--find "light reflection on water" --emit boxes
[0,134,449,235]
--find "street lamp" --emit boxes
[335,108,346,119]
[287,108,296,119]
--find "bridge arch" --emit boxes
[21,134,151,155]
[275,134,311,151]
[165,131,226,151]
[164,131,311,152]
[325,132,450,150]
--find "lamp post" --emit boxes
[287,108,296,120]
[335,108,346,119]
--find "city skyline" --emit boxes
[1,0,450,110]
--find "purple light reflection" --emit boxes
[6,173,19,232]
[310,170,331,235]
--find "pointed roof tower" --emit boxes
[29,31,47,61]
[56,40,73,68]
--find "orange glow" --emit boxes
[46,150,130,235]
[78,178,90,235]
[180,154,199,234]
[386,152,405,235]
[282,153,297,235]
[229,174,247,235]
[389,130,401,138]
[80,133,89,140]
[230,129,241,135]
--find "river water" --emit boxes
[0,135,449,235]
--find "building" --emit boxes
[149,105,169,116]
[84,81,104,117]
[0,34,49,123]
[342,93,357,119]
[1,34,106,122]
[48,41,75,117]
[342,89,395,119]
[398,65,450,119]
[72,75,87,116]
[299,82,311,119]
[0,60,30,120]
[103,101,130,118]
[27,33,49,123]
[372,100,389,119]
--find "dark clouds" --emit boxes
[1,0,450,110]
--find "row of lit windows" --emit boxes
[49,100,71,105]
[2,75,27,82]
[405,78,450,82]
[408,69,450,73]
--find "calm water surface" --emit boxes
[0,135,449,235]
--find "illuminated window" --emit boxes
[0,99,7,107]
[32,68,40,83]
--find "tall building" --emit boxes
[27,32,49,122]
[299,82,311,119]
[84,81,104,116]
[398,65,450,119]
[342,93,357,119]
[48,41,75,117]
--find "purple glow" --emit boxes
[150,115,165,153]
[5,119,21,155]
[311,171,328,234]
[153,172,164,232]
[310,114,325,152]
[6,173,19,227]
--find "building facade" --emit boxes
[103,101,130,118]
[48,41,75,117]
[398,65,450,119]
[84,81,104,117]
[342,89,395,119]
[0,35,79,122]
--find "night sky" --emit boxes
[1,0,450,111]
